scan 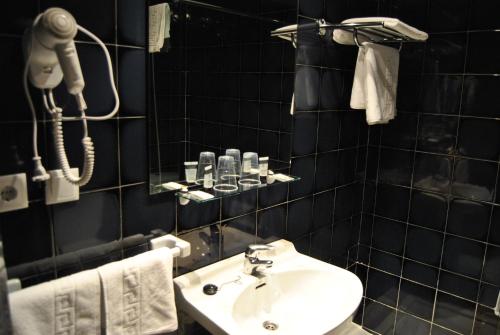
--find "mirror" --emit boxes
[148,0,297,194]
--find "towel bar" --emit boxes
[270,18,427,49]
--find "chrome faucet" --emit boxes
[244,244,274,276]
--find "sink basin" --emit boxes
[174,240,365,335]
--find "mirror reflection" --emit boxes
[148,0,297,194]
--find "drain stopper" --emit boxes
[263,321,279,331]
[203,284,218,295]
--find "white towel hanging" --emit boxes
[350,42,400,125]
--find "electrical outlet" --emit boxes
[0,173,28,213]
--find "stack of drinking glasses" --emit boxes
[185,149,266,195]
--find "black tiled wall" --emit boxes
[1,0,499,334]
[0,0,162,277]
[316,0,500,333]
[0,0,362,294]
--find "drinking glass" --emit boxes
[225,148,241,177]
[196,151,216,185]
[239,152,261,189]
[214,156,238,194]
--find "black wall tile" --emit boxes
[378,148,413,186]
[439,271,479,301]
[320,69,346,110]
[417,115,458,155]
[452,158,497,202]
[447,199,490,241]
[120,120,148,184]
[483,246,500,286]
[287,197,313,240]
[0,203,53,267]
[380,113,418,150]
[118,48,146,116]
[395,312,431,335]
[315,152,338,191]
[370,249,402,276]
[292,112,318,156]
[457,118,500,160]
[434,292,476,334]
[424,33,467,74]
[363,300,396,335]
[222,213,256,257]
[122,184,175,236]
[398,280,436,320]
[178,199,220,232]
[442,235,485,279]
[52,190,120,254]
[117,0,146,46]
[462,76,500,118]
[258,183,287,209]
[467,32,500,74]
[469,0,500,30]
[310,225,332,261]
[405,226,443,266]
[221,190,257,219]
[289,155,316,199]
[257,205,286,243]
[375,184,410,221]
[420,75,462,115]
[490,207,500,245]
[317,112,341,152]
[334,184,357,221]
[428,0,470,33]
[372,217,406,255]
[409,191,448,231]
[313,191,334,229]
[413,153,452,194]
[366,269,400,307]
[403,261,439,288]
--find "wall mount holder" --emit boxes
[150,234,191,258]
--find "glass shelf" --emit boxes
[174,174,300,204]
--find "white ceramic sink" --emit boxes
[174,240,365,335]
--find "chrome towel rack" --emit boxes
[271,19,426,50]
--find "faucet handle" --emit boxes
[245,244,274,257]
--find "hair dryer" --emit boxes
[23,7,119,186]
[27,8,86,109]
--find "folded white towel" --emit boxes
[351,42,400,125]
[9,269,101,335]
[333,17,428,45]
[148,3,171,53]
[97,248,177,335]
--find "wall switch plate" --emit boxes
[45,169,79,205]
[0,173,28,213]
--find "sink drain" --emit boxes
[263,321,279,331]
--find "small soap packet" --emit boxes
[273,173,294,182]
[162,182,185,191]
[188,190,214,201]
